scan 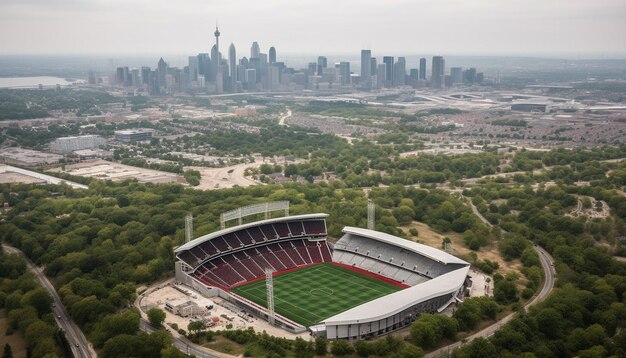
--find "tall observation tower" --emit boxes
[214,25,220,56]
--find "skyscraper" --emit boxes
[317,56,327,75]
[338,61,351,85]
[360,50,371,87]
[210,45,219,81]
[246,69,257,90]
[229,43,236,85]
[370,58,377,77]
[157,58,167,87]
[394,57,406,86]
[383,56,394,87]
[450,67,463,85]
[431,56,445,89]
[188,56,199,82]
[419,58,427,80]
[269,47,276,64]
[251,42,260,59]
[197,53,211,82]
[141,66,151,85]
[376,63,386,89]
[409,69,419,87]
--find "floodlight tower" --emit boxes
[265,268,275,325]
[185,214,193,243]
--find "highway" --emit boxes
[2,244,96,358]
[425,200,556,358]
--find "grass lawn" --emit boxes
[231,263,402,327]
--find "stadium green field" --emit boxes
[230,263,403,327]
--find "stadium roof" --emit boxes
[321,265,470,326]
[342,227,468,265]
[175,213,328,252]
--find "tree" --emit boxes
[294,337,312,358]
[2,344,12,358]
[147,307,166,327]
[396,345,424,358]
[331,339,354,356]
[315,336,328,356]
[187,320,205,334]
[160,345,187,358]
[494,277,519,304]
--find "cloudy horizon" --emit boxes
[1,0,625,59]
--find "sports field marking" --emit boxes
[310,288,334,296]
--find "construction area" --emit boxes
[48,160,185,184]
[138,281,310,340]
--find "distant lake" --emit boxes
[0,76,79,89]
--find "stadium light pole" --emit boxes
[265,268,275,326]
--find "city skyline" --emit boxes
[1,0,625,58]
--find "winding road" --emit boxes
[2,244,96,358]
[425,199,556,357]
[278,109,292,126]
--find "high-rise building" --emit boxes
[450,67,463,85]
[141,66,151,85]
[246,69,257,90]
[188,56,199,82]
[210,45,220,81]
[251,42,260,59]
[197,53,210,81]
[317,56,327,75]
[88,71,98,85]
[131,69,140,88]
[431,56,445,89]
[116,67,124,86]
[419,58,427,80]
[249,58,261,83]
[157,58,167,87]
[360,50,371,87]
[269,47,276,64]
[370,58,377,77]
[383,56,394,87]
[376,63,386,89]
[229,43,237,85]
[394,57,406,86]
[338,61,351,85]
[269,66,280,91]
[409,69,419,87]
[464,67,477,84]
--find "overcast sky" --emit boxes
[1,0,625,58]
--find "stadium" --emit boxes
[174,202,470,340]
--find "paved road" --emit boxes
[139,320,224,358]
[278,109,292,126]
[2,244,96,358]
[425,200,557,358]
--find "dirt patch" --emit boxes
[0,310,28,358]
[400,221,522,276]
[204,335,245,356]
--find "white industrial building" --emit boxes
[49,135,106,154]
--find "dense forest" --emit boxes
[0,88,122,120]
